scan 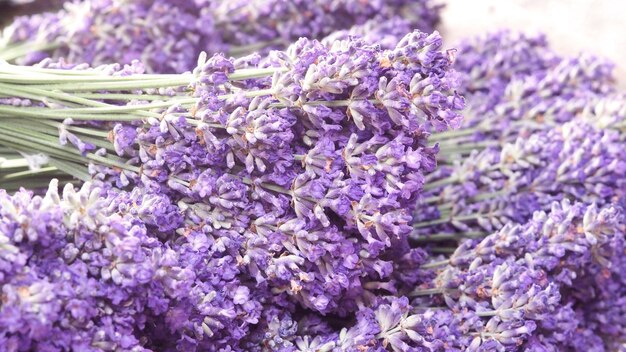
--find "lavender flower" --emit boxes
[413,200,626,350]
[579,93,626,132]
[257,296,472,351]
[0,32,464,315]
[453,31,559,116]
[414,120,626,237]
[429,31,616,169]
[1,0,442,73]
[211,0,441,49]
[0,179,279,350]
[5,13,625,350]
[1,0,225,72]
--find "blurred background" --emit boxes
[1,0,625,85]
[0,0,63,26]
[441,0,626,87]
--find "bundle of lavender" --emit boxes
[412,200,626,351]
[258,200,626,351]
[0,29,470,350]
[411,31,626,244]
[0,0,441,72]
[2,2,626,351]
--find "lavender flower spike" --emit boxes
[414,200,626,350]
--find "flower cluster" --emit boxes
[0,180,308,351]
[244,295,474,351]
[412,200,626,350]
[0,30,464,322]
[2,3,626,351]
[432,31,616,160]
[453,31,560,116]
[412,31,624,241]
[414,120,626,238]
[210,0,442,48]
[0,0,442,72]
[122,32,463,315]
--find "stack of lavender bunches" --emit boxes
[0,0,441,72]
[0,2,625,352]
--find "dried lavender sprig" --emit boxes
[317,30,618,164]
[0,0,442,73]
[411,200,626,350]
[0,0,223,73]
[0,32,463,178]
[0,178,299,350]
[412,120,626,239]
[0,33,463,133]
[241,295,472,351]
[407,32,622,247]
[425,30,617,170]
[433,53,616,161]
[0,32,464,316]
[203,0,441,49]
[452,30,559,118]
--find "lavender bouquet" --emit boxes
[1,1,626,351]
[0,0,441,72]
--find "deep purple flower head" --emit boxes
[2,0,442,73]
[415,120,626,237]
[415,200,625,350]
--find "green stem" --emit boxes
[74,93,180,101]
[430,126,481,141]
[0,157,31,169]
[0,106,146,121]
[0,62,104,76]
[439,203,453,211]
[411,231,486,243]
[10,87,274,115]
[0,133,86,165]
[438,141,498,151]
[420,259,451,270]
[0,41,62,61]
[0,126,134,172]
[0,166,59,181]
[37,120,110,138]
[24,77,192,93]
[19,97,197,114]
[429,247,456,254]
[412,212,493,229]
[410,287,448,296]
[0,82,80,108]
[14,67,284,92]
[423,175,458,191]
[0,82,160,116]
[47,158,91,181]
[2,118,114,153]
[421,195,442,204]
[0,72,184,84]
[227,38,286,56]
[425,190,509,209]
[267,98,378,110]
